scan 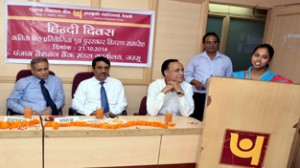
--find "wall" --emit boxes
[210,0,300,9]
[0,0,207,115]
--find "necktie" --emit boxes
[100,81,109,113]
[40,80,58,115]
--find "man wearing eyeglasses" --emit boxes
[184,32,233,121]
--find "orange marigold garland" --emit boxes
[44,120,176,130]
[0,119,40,130]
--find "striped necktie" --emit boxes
[40,80,58,115]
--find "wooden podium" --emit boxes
[197,77,300,168]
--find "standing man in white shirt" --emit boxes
[185,32,233,121]
[147,59,194,116]
[71,56,127,116]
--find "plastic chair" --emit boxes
[7,69,58,115]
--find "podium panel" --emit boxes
[198,77,300,168]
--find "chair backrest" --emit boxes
[138,96,147,115]
[16,69,55,82]
[71,72,94,98]
[8,69,57,115]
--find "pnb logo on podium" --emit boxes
[220,129,270,168]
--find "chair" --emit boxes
[134,96,147,115]
[15,69,55,82]
[68,72,94,115]
[7,69,58,115]
[68,72,127,116]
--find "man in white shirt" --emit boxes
[147,59,194,116]
[71,57,127,116]
[185,32,232,121]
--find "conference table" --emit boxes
[0,115,202,168]
[0,116,43,168]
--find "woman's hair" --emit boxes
[252,44,274,61]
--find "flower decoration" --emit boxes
[44,120,176,130]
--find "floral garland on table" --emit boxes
[44,120,176,130]
[0,119,40,130]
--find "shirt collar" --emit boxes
[92,76,109,84]
[203,51,222,59]
[32,75,49,83]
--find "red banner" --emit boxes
[5,2,155,67]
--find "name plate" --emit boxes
[3,117,30,122]
[54,117,80,123]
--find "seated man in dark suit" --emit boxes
[6,57,64,115]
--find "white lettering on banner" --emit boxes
[44,7,61,14]
[82,38,106,46]
[77,52,93,59]
[31,35,42,41]
[101,12,121,17]
[13,50,32,57]
[126,40,145,47]
[106,38,125,46]
[35,50,59,57]
[61,51,75,58]
[62,9,71,14]
[47,22,79,35]
[11,33,31,41]
[43,35,72,43]
[83,24,115,37]
[78,46,108,52]
[29,7,44,13]
[73,38,82,45]
[83,11,100,17]
[101,53,123,60]
[126,55,142,63]
[122,13,132,18]
[53,43,72,50]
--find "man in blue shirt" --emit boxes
[6,57,64,115]
[185,32,233,121]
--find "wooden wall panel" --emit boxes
[210,0,300,9]
[264,4,300,84]
[152,0,207,80]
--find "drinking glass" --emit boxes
[24,106,32,118]
[96,108,104,119]
[165,112,173,124]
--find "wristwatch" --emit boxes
[177,91,184,95]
